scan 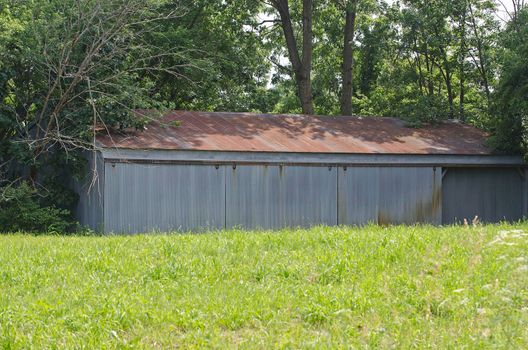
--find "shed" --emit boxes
[76,110,527,233]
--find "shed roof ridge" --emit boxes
[173,110,406,121]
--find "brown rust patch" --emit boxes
[96,110,492,155]
[377,211,390,226]
[411,184,442,223]
[377,175,442,225]
[431,184,442,213]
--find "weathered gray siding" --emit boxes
[378,167,442,224]
[338,167,379,225]
[338,167,442,225]
[103,163,225,233]
[279,166,337,227]
[226,165,337,229]
[442,167,525,223]
[75,151,104,231]
[76,151,526,233]
[225,165,280,229]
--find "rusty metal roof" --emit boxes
[96,110,492,155]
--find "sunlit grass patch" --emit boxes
[1,223,527,348]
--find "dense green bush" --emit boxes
[0,182,71,233]
[489,8,528,156]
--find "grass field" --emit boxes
[1,224,527,349]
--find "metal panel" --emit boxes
[442,168,524,223]
[101,149,525,167]
[378,167,441,224]
[226,165,337,229]
[280,166,337,227]
[104,163,225,233]
[225,165,281,229]
[338,167,441,225]
[74,151,104,231]
[338,167,380,225]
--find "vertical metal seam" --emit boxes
[438,167,443,225]
[103,159,108,233]
[224,165,227,229]
[101,153,105,232]
[524,169,528,217]
[336,166,339,225]
[525,169,528,218]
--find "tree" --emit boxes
[150,0,273,113]
[269,0,314,114]
[456,0,468,120]
[0,0,192,220]
[466,0,498,107]
[339,0,358,116]
[490,5,528,155]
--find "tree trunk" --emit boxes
[437,40,454,118]
[424,46,434,96]
[272,0,314,114]
[468,2,490,105]
[413,37,425,95]
[340,0,357,116]
[440,55,454,118]
[300,0,313,114]
[459,4,467,120]
[445,68,454,118]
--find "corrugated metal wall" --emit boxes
[103,163,225,233]
[442,167,525,223]
[74,152,104,231]
[99,162,449,233]
[338,167,442,225]
[226,165,337,229]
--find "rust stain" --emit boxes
[377,211,390,226]
[414,198,430,223]
[411,184,443,223]
[96,110,492,155]
[431,184,442,214]
[378,178,443,225]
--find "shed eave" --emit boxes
[99,148,526,167]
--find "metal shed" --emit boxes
[76,111,527,233]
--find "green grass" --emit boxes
[1,224,527,349]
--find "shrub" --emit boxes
[0,182,71,233]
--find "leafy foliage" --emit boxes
[0,182,71,233]
[148,0,273,112]
[489,7,528,156]
[0,0,190,230]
